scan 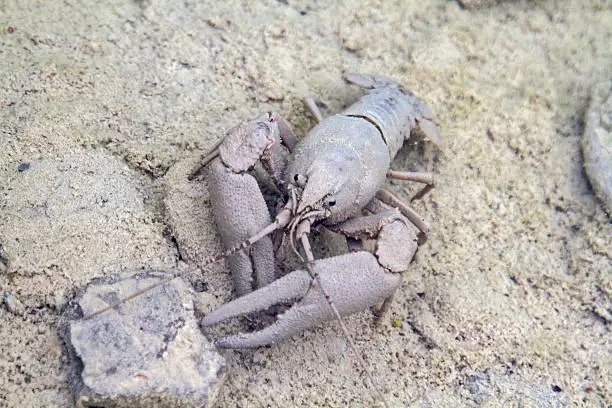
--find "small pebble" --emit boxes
[17,162,31,172]
[3,291,25,316]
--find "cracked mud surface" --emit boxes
[1,1,610,407]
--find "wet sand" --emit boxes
[0,1,610,407]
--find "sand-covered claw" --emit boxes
[201,252,401,348]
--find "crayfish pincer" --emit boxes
[199,73,441,349]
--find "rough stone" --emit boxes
[63,271,226,408]
[2,291,25,316]
[583,81,612,214]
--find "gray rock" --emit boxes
[583,81,612,214]
[62,271,227,408]
[3,291,25,316]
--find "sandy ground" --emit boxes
[0,0,610,407]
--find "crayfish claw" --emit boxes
[213,303,322,349]
[203,252,402,349]
[201,270,311,327]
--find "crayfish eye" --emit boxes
[293,173,307,187]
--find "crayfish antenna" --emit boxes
[81,275,179,320]
[188,138,224,180]
[82,210,293,321]
[298,233,390,408]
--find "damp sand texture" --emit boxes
[0,1,610,407]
